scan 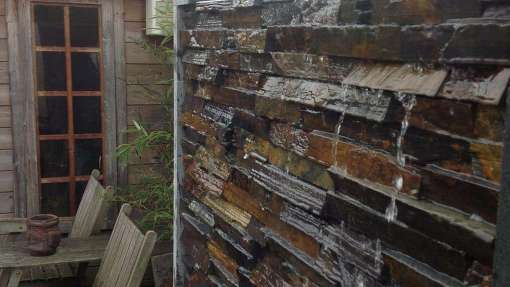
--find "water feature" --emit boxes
[385,92,417,222]
[331,84,351,169]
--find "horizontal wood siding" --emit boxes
[124,0,171,185]
[0,0,13,217]
[0,0,170,218]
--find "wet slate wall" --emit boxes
[175,1,509,286]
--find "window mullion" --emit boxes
[63,5,77,216]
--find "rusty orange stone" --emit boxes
[307,131,421,195]
[208,241,240,277]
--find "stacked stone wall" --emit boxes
[176,1,509,286]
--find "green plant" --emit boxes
[113,0,174,240]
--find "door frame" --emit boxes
[6,0,126,217]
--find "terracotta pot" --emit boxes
[26,214,62,256]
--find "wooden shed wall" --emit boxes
[0,0,169,218]
[124,0,171,185]
[0,0,14,218]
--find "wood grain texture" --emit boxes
[126,42,160,64]
[0,0,5,16]
[126,64,171,84]
[0,41,6,65]
[0,106,11,127]
[0,150,13,171]
[0,192,13,213]
[127,164,163,184]
[115,0,128,193]
[70,171,112,239]
[125,21,146,43]
[0,128,12,149]
[127,104,166,127]
[127,84,168,105]
[93,204,157,287]
[0,85,9,106]
[124,0,145,21]
[0,218,24,234]
[101,0,119,198]
[0,61,9,84]
[173,1,185,284]
[0,16,7,38]
[126,42,161,65]
[8,0,39,216]
[0,235,108,268]
[0,171,13,192]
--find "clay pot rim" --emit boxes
[28,214,59,227]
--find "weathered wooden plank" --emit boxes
[126,42,161,64]
[127,164,164,184]
[0,17,7,39]
[0,192,13,214]
[126,134,163,165]
[101,0,119,213]
[0,218,25,235]
[124,21,146,43]
[8,0,38,217]
[127,84,168,105]
[126,64,171,84]
[0,40,7,61]
[0,61,8,84]
[115,0,128,193]
[0,150,13,171]
[0,106,11,127]
[0,171,13,192]
[6,269,22,287]
[0,235,108,268]
[0,1,5,16]
[93,204,157,287]
[127,104,167,127]
[0,85,9,106]
[0,128,11,149]
[152,252,173,287]
[70,171,113,238]
[124,0,145,21]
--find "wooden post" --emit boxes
[494,90,510,286]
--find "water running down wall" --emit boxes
[175,1,509,286]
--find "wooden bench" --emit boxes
[0,169,113,282]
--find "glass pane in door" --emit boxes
[36,52,67,91]
[70,7,99,47]
[33,4,104,216]
[34,5,65,46]
[38,97,68,135]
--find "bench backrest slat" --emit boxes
[93,204,157,287]
[70,169,111,239]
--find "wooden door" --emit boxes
[32,3,105,216]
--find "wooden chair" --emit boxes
[93,203,157,287]
[70,169,112,239]
[0,169,112,282]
